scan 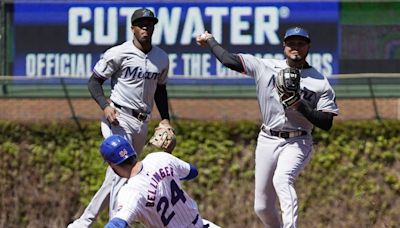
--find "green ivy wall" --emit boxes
[1,120,399,227]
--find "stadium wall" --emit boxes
[0,98,399,122]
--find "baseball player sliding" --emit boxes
[197,27,339,227]
[68,8,174,227]
[99,135,220,228]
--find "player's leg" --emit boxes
[68,117,130,227]
[122,115,148,154]
[100,103,148,153]
[272,138,313,228]
[69,114,149,226]
[107,114,149,217]
[254,133,282,228]
[105,113,149,216]
[67,166,114,228]
[108,170,127,218]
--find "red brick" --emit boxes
[0,98,398,122]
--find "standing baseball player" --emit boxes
[99,135,219,228]
[196,27,338,228]
[68,8,174,227]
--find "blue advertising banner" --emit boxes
[13,1,339,84]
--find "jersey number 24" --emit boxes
[157,179,187,226]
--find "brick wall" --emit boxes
[0,98,399,122]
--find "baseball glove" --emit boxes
[275,68,301,108]
[149,122,176,153]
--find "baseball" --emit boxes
[200,33,208,40]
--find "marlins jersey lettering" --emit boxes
[93,41,169,113]
[112,152,202,228]
[239,55,338,133]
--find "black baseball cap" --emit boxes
[131,8,158,25]
[284,27,311,43]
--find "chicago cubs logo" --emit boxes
[119,148,129,159]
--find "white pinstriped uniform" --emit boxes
[239,55,338,228]
[112,152,205,228]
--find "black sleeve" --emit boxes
[87,73,109,110]
[206,38,244,72]
[297,100,334,131]
[154,84,170,120]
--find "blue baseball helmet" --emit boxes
[100,135,137,165]
[284,27,310,42]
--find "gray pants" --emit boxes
[68,112,148,227]
[67,167,127,228]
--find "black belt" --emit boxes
[113,103,148,121]
[261,126,307,139]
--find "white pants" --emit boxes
[68,109,148,228]
[202,218,221,228]
[254,131,313,228]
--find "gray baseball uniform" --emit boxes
[196,26,337,228]
[239,55,338,227]
[97,40,169,152]
[68,41,169,227]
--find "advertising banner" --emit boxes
[13,1,339,84]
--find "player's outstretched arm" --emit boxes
[196,31,244,73]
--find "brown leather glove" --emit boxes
[149,121,176,153]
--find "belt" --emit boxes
[113,103,148,122]
[261,126,307,139]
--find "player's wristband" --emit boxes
[100,101,110,110]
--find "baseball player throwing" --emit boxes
[196,27,339,227]
[68,8,173,227]
[99,135,219,228]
